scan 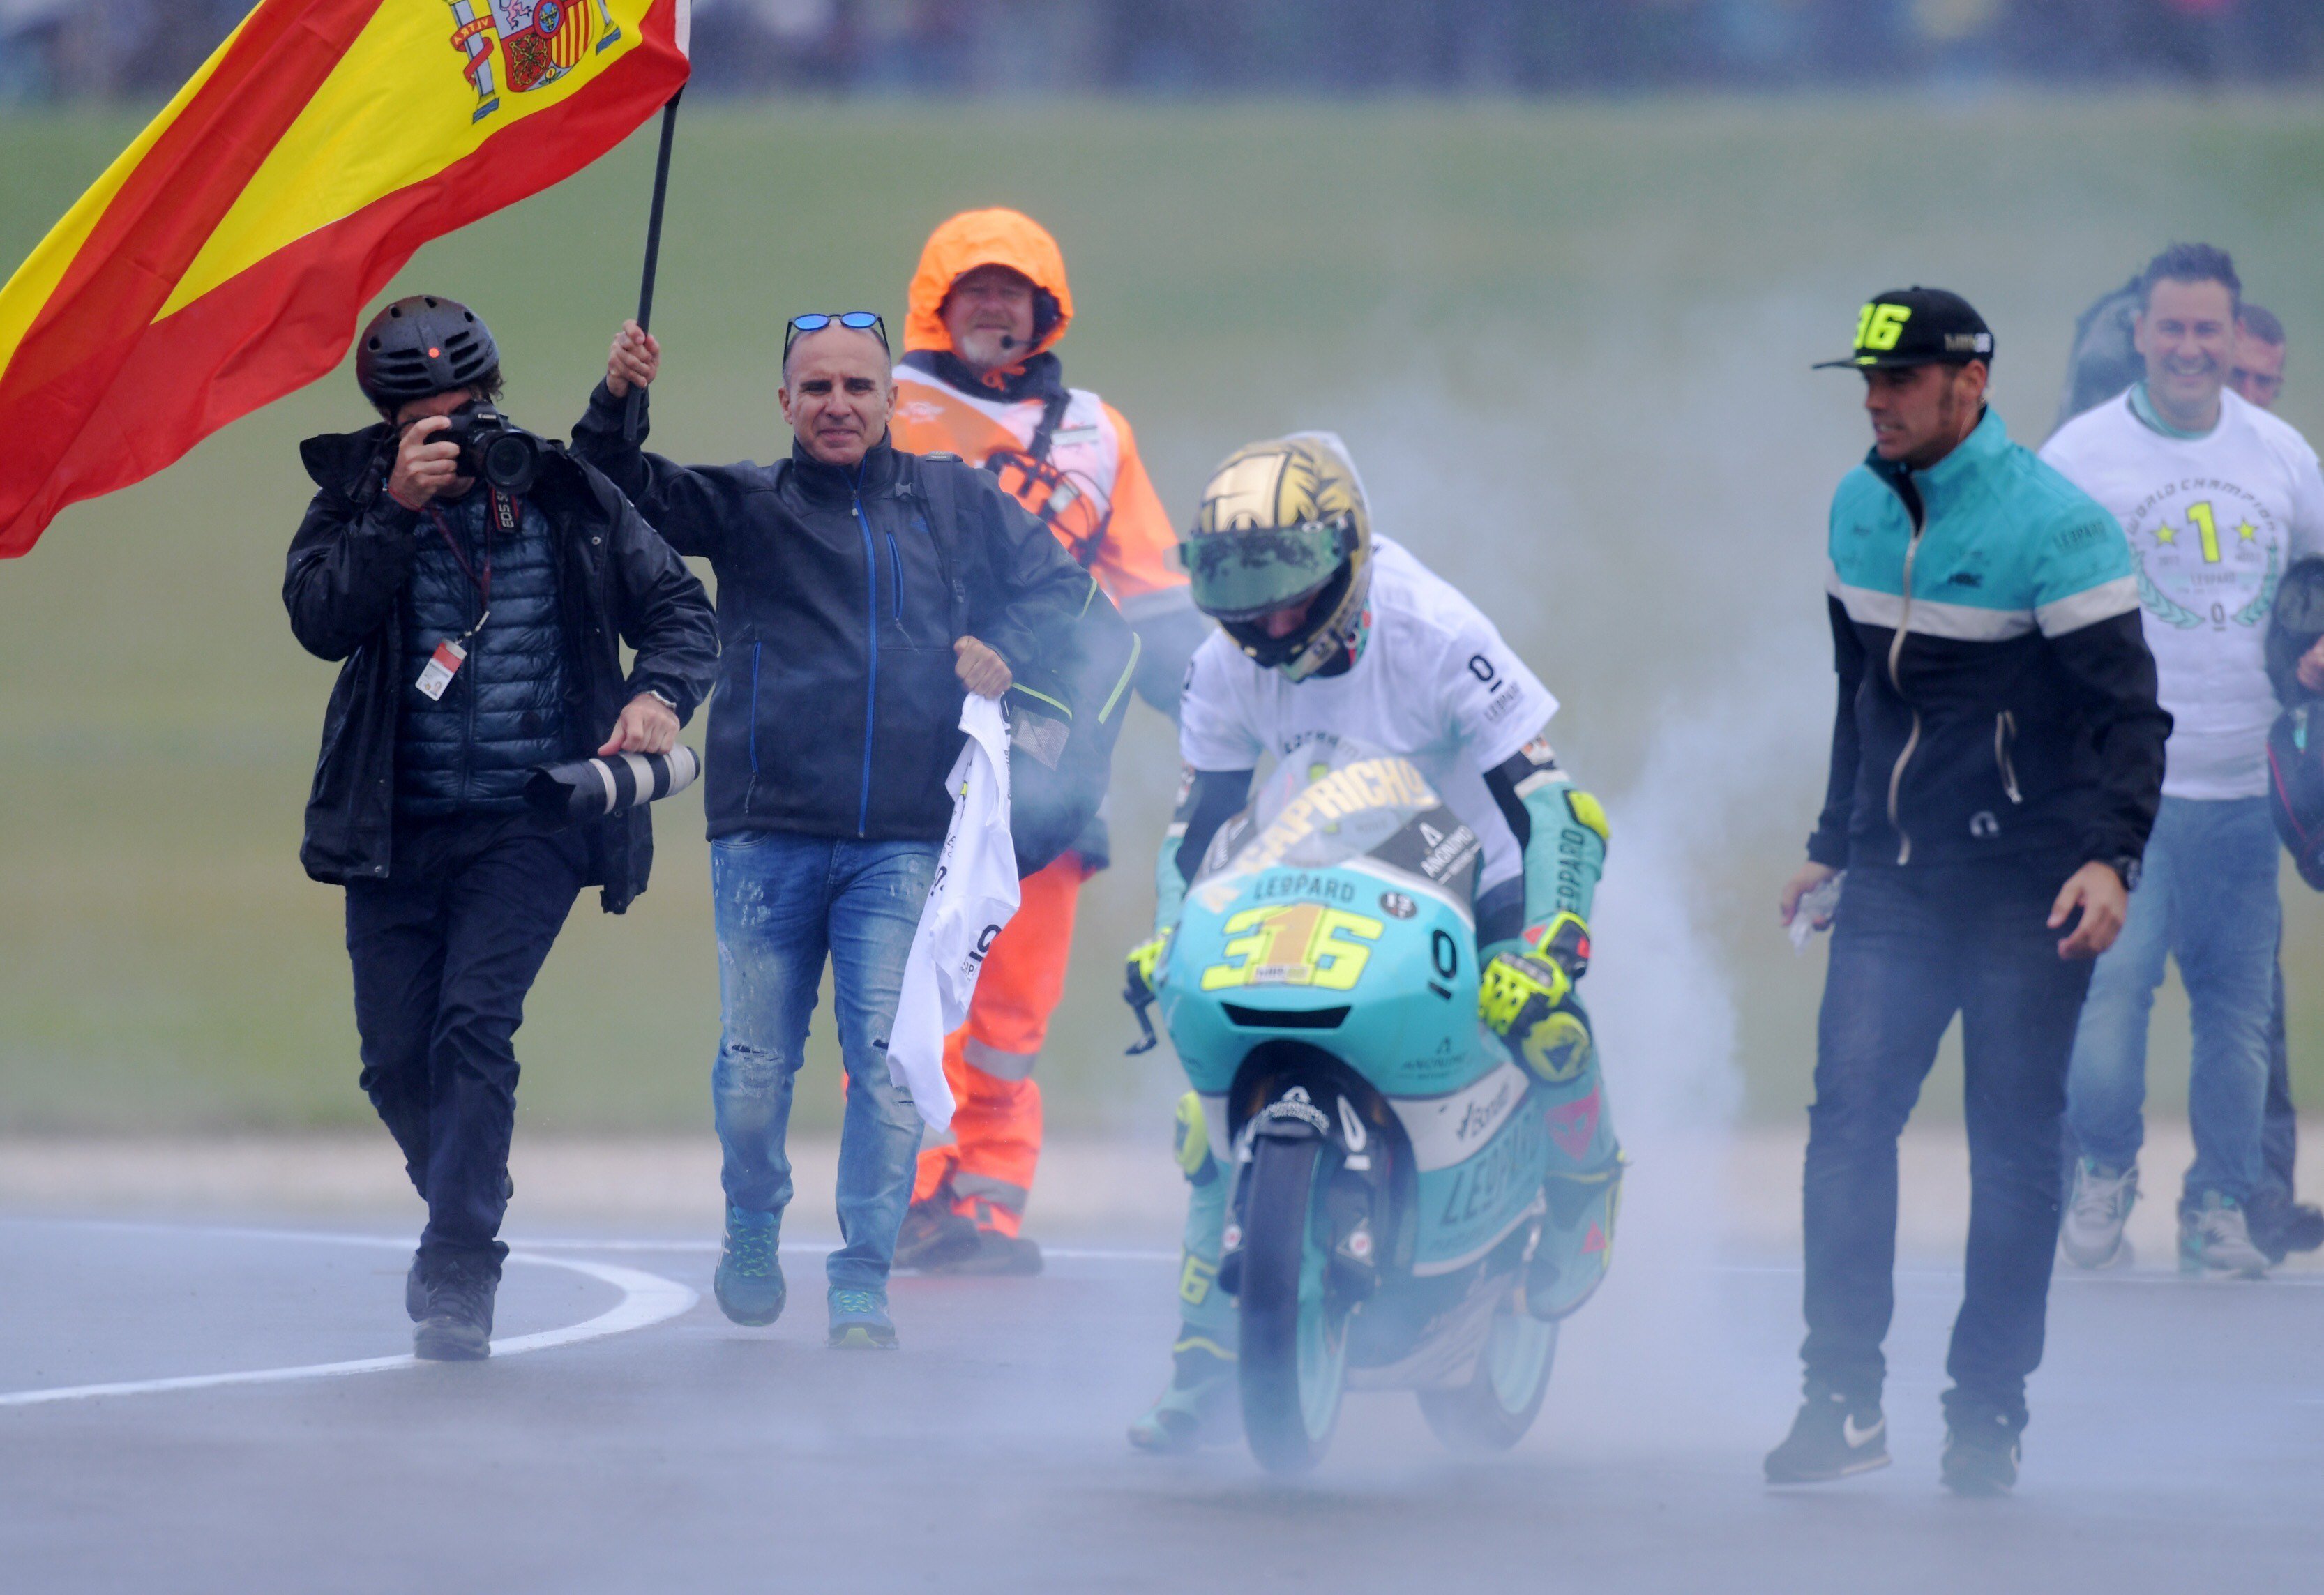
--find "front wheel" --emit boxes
[1417,1292,1558,1453]
[1238,1134,1350,1474]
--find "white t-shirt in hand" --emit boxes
[1177,536,1558,893]
[889,694,1019,1133]
[2042,386,2324,799]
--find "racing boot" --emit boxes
[1528,1154,1624,1321]
[1127,1331,1240,1453]
[1129,1092,1242,1452]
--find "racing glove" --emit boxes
[1479,948,1597,1087]
[1125,930,1171,1006]
[1122,930,1172,1056]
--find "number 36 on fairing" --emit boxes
[1200,901,1385,992]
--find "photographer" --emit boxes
[285,296,717,1361]
[573,310,1092,1350]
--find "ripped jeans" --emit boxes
[711,831,937,1292]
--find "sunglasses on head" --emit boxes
[784,311,888,357]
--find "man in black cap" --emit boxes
[1767,288,2170,1494]
[286,296,718,1360]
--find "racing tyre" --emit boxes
[1237,1133,1350,1474]
[1417,1292,1557,1453]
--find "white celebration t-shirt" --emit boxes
[2042,386,2324,799]
[1178,536,1558,891]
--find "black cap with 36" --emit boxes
[1814,287,1995,371]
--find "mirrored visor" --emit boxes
[1180,517,1350,622]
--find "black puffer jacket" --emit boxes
[396,490,571,815]
[570,383,1092,843]
[285,423,719,912]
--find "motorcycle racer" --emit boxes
[1123,432,1622,1451]
[888,209,1209,1275]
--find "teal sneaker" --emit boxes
[714,1211,786,1326]
[827,1288,897,1350]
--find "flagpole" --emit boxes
[624,89,683,444]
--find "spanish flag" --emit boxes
[0,0,691,557]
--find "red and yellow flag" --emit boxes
[0,0,691,557]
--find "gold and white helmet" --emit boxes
[1182,432,1373,682]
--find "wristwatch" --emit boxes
[2105,854,2143,892]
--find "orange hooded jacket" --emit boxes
[891,208,1184,611]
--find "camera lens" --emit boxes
[480,430,538,494]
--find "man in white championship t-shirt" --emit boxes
[1117,433,1620,1451]
[2042,243,2324,1277]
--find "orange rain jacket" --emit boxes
[891,209,1192,639]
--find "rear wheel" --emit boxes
[1238,1134,1349,1474]
[1417,1292,1557,1453]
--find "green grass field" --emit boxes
[5,95,2324,1135]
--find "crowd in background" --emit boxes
[4,0,2323,103]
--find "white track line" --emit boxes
[5,1220,1176,1265]
[0,1228,695,1409]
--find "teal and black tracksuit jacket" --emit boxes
[1811,407,2171,874]
[1798,407,2171,1423]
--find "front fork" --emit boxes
[1216,1080,1396,1314]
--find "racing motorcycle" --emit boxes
[1133,746,1566,1474]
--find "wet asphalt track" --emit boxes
[1,1213,2318,1594]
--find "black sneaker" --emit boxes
[893,1197,981,1272]
[414,1252,499,1362]
[1940,1409,2021,1497]
[2245,1186,2324,1265]
[1765,1386,1889,1483]
[405,1253,426,1323]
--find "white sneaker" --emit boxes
[2061,1158,2138,1269]
[2178,1193,2271,1279]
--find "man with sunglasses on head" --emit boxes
[887,208,1209,1276]
[573,308,1090,1349]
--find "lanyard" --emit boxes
[424,487,516,643]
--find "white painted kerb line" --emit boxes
[0,1241,695,1409]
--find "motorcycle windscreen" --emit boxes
[1193,741,1481,912]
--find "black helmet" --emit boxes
[354,295,499,407]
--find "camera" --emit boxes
[439,405,548,496]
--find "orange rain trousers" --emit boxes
[910,854,1090,1236]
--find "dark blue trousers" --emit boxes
[345,815,584,1262]
[1801,861,2095,1431]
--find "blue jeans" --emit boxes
[2067,796,2277,1206]
[710,831,937,1292]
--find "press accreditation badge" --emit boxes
[414,639,467,702]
